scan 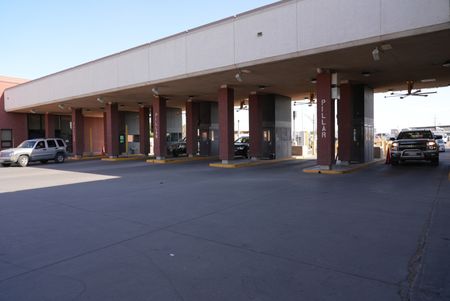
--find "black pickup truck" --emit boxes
[390,130,439,166]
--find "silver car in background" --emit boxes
[436,139,446,152]
[0,138,68,167]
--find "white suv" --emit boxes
[0,138,68,167]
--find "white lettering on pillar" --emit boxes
[320,99,327,139]
[154,112,159,139]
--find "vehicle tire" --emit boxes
[18,155,29,167]
[431,158,439,166]
[55,152,65,163]
[1,163,11,167]
[40,160,48,164]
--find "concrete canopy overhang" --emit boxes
[4,1,450,115]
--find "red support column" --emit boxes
[249,92,263,159]
[44,113,55,138]
[316,73,335,168]
[139,106,150,156]
[71,108,84,157]
[150,106,154,133]
[218,85,234,162]
[153,96,167,159]
[338,83,352,163]
[103,112,107,154]
[105,102,119,158]
[186,101,199,157]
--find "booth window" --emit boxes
[1,129,13,149]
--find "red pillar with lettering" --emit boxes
[218,85,234,162]
[44,113,55,138]
[153,96,167,159]
[139,106,150,156]
[316,73,335,168]
[186,101,199,157]
[103,112,107,154]
[105,103,119,157]
[338,83,352,163]
[71,108,84,157]
[249,93,263,159]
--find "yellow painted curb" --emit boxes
[209,162,251,168]
[209,157,295,169]
[69,155,106,161]
[101,156,147,162]
[147,156,218,164]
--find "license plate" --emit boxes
[405,151,420,156]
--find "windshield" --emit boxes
[437,139,444,144]
[18,140,37,148]
[397,131,433,139]
[235,137,249,143]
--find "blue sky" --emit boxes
[1,0,449,131]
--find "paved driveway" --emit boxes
[0,155,449,301]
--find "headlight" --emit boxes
[391,142,399,151]
[427,141,437,150]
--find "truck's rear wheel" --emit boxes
[55,152,65,163]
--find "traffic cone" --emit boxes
[385,147,390,164]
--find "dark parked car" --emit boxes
[168,137,186,157]
[390,130,439,166]
[234,136,249,158]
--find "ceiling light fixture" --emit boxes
[420,78,436,83]
[310,78,317,84]
[30,109,36,114]
[234,69,251,82]
[372,47,380,61]
[442,61,450,68]
[58,104,65,110]
[97,97,104,104]
[380,44,392,51]
[361,71,371,77]
[235,72,243,82]
[151,87,159,96]
[258,85,266,90]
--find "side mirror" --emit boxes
[389,137,396,141]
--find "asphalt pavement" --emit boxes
[0,154,449,301]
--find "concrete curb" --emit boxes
[303,159,385,174]
[101,155,148,162]
[68,155,107,161]
[147,156,218,164]
[209,157,297,169]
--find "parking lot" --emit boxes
[0,153,449,301]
